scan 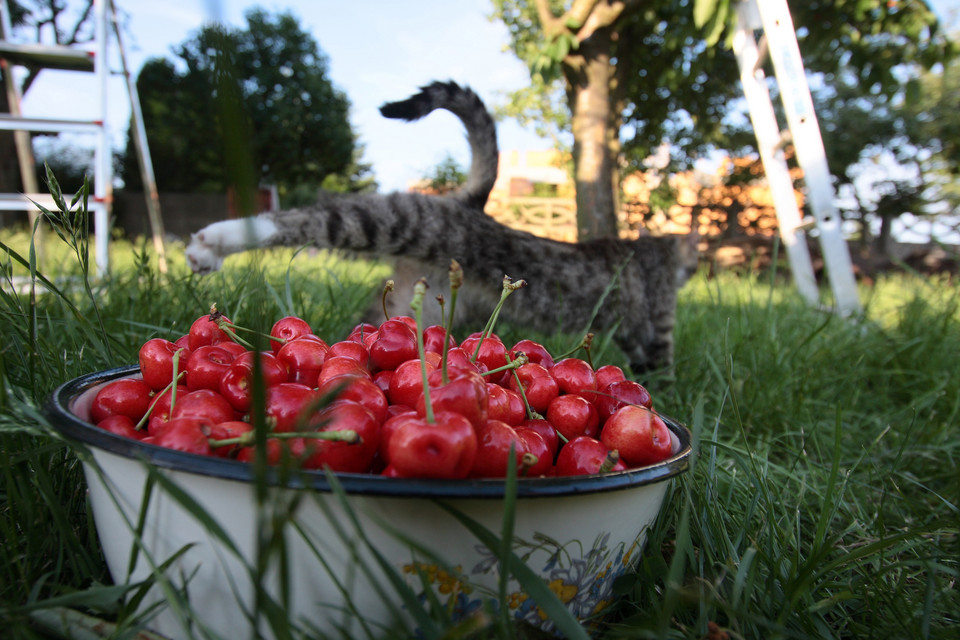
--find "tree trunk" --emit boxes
[564,29,620,241]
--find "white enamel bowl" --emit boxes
[46,365,692,638]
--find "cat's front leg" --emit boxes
[185,216,278,273]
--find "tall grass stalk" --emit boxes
[0,179,958,638]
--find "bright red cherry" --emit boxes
[185,344,238,391]
[546,394,600,441]
[600,405,673,467]
[469,419,527,478]
[369,319,418,372]
[554,436,625,476]
[139,338,190,391]
[188,312,232,350]
[386,411,477,479]
[90,378,154,424]
[550,358,598,397]
[269,316,313,354]
[509,339,555,369]
[595,379,654,423]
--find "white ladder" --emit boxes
[0,0,166,276]
[0,0,111,275]
[732,0,861,315]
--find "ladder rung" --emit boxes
[0,193,107,212]
[0,114,103,133]
[0,41,95,72]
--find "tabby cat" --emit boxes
[185,81,697,372]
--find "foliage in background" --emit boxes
[120,8,360,205]
[490,0,957,239]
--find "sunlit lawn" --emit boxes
[1,222,957,639]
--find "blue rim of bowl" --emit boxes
[45,365,693,499]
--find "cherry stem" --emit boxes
[471,275,525,363]
[442,260,463,385]
[598,449,620,474]
[410,278,435,424]
[519,452,539,477]
[136,351,186,431]
[555,332,595,364]
[503,351,542,421]
[479,351,528,377]
[381,279,395,321]
[209,429,359,449]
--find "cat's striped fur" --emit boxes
[185,81,697,372]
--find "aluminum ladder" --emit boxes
[732,0,861,315]
[0,0,166,276]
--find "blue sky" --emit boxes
[21,0,551,193]
[16,0,960,194]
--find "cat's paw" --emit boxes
[185,229,226,274]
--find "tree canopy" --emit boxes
[121,9,362,204]
[491,0,956,240]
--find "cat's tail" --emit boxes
[379,81,498,208]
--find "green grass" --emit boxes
[0,190,957,639]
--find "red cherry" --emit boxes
[188,312,232,350]
[185,344,238,391]
[90,378,154,424]
[469,419,527,478]
[326,340,371,370]
[219,352,289,413]
[139,338,190,391]
[317,355,372,387]
[368,319,418,372]
[443,347,482,374]
[515,426,552,476]
[269,316,313,354]
[416,368,489,431]
[372,369,393,394]
[145,384,189,435]
[298,400,380,473]
[151,417,212,456]
[378,408,419,462]
[520,418,560,461]
[594,364,626,389]
[387,357,437,408]
[508,362,559,413]
[236,437,285,465]
[317,373,388,424]
[550,358,598,397]
[96,414,147,440]
[600,405,673,467]
[546,394,600,441]
[509,339,555,369]
[388,315,417,331]
[346,322,378,344]
[595,379,654,423]
[277,336,329,384]
[387,411,477,479]
[170,389,236,425]
[264,383,319,433]
[423,325,457,354]
[207,420,254,458]
[554,436,625,476]
[461,334,508,372]
[486,383,526,426]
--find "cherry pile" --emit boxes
[89,294,675,479]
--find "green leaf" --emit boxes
[693,0,721,29]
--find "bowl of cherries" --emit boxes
[46,278,692,637]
